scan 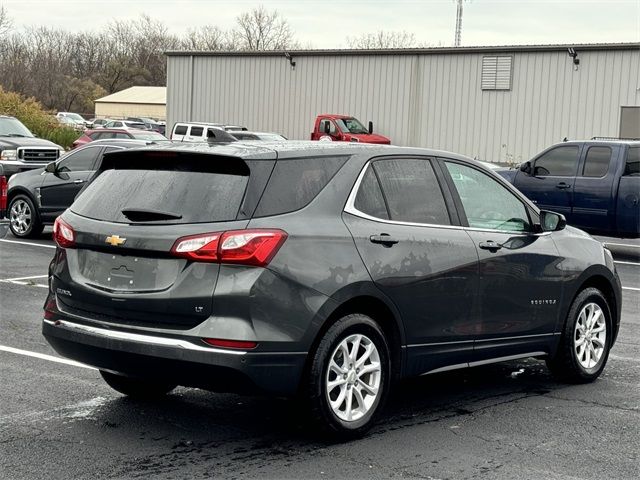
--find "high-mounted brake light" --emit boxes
[53,217,76,248]
[170,229,287,267]
[202,338,258,350]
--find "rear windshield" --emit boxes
[130,131,168,141]
[72,169,248,224]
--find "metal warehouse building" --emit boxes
[166,43,639,163]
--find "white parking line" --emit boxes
[3,274,48,281]
[0,238,55,249]
[0,279,48,288]
[604,242,640,249]
[614,260,640,266]
[622,286,640,292]
[0,345,96,370]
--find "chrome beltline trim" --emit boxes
[43,319,247,356]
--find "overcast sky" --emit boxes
[2,0,639,47]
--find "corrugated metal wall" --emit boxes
[167,48,640,163]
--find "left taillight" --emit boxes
[170,229,287,267]
[53,217,76,248]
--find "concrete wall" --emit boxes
[166,45,640,163]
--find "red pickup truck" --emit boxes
[310,114,391,144]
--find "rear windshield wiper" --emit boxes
[121,208,182,222]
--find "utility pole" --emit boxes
[454,0,464,47]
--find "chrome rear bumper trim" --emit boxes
[43,319,247,356]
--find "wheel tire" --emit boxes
[100,370,176,399]
[8,195,43,238]
[546,287,612,383]
[305,314,391,438]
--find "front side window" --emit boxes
[582,146,611,177]
[337,118,368,134]
[57,147,101,172]
[174,125,188,135]
[534,146,579,176]
[446,161,530,232]
[372,159,450,225]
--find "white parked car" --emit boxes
[102,120,148,130]
[56,112,88,130]
[170,122,248,142]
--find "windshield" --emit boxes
[336,117,368,135]
[130,131,169,141]
[65,113,84,122]
[0,117,34,137]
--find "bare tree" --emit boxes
[346,30,418,49]
[184,26,234,50]
[233,6,298,50]
[0,5,11,37]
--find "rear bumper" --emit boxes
[43,318,307,396]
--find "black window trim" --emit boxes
[344,155,462,229]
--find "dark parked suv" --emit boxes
[43,142,622,436]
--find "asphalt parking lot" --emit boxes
[1,227,639,480]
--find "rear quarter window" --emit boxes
[254,156,348,217]
[625,147,639,176]
[174,125,187,135]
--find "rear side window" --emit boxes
[625,147,639,176]
[57,147,101,172]
[372,159,450,225]
[354,166,389,220]
[189,126,204,137]
[254,156,347,217]
[534,146,579,176]
[582,146,611,177]
[174,125,187,135]
[72,165,249,224]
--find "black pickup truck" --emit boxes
[500,139,639,238]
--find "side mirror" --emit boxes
[519,161,532,175]
[323,122,331,134]
[368,121,373,134]
[45,162,57,173]
[539,210,566,232]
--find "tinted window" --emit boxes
[114,133,130,139]
[72,168,248,224]
[354,166,389,220]
[534,146,579,176]
[57,147,101,172]
[112,122,123,127]
[254,156,347,217]
[189,126,204,137]
[582,146,611,177]
[624,147,639,176]
[446,162,530,232]
[373,159,450,225]
[174,125,188,135]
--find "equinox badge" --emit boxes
[105,235,126,247]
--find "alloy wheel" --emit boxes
[325,333,381,422]
[574,302,607,369]
[10,199,32,235]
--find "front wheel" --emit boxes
[100,370,176,399]
[305,314,391,438]
[547,287,612,383]
[9,195,43,238]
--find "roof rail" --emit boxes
[591,136,640,141]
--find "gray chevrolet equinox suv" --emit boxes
[43,142,622,436]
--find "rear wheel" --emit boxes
[547,287,612,383]
[306,314,391,438]
[9,195,43,238]
[100,370,176,399]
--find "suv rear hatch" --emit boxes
[54,147,276,330]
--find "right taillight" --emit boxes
[53,217,76,248]
[170,229,287,267]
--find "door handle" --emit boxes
[479,240,502,252]
[556,182,570,189]
[370,234,399,247]
[73,179,85,184]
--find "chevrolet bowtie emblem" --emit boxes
[105,235,126,246]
